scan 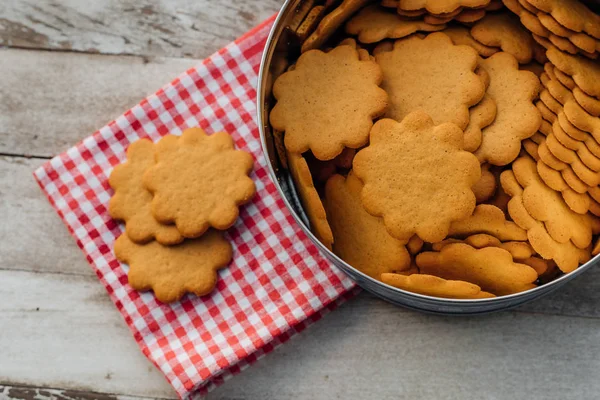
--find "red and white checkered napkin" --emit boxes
[33,16,357,398]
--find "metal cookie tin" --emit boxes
[256,0,600,314]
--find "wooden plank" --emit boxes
[2,273,599,400]
[210,294,600,400]
[0,49,197,158]
[0,0,281,59]
[0,156,94,276]
[0,269,177,399]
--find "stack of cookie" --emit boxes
[269,0,600,299]
[531,47,600,216]
[109,128,256,303]
[503,0,600,59]
[381,0,504,25]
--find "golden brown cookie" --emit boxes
[573,88,600,117]
[593,238,600,256]
[472,163,497,203]
[454,8,487,23]
[521,256,554,276]
[407,234,425,255]
[512,155,593,248]
[504,0,551,37]
[398,0,490,13]
[380,273,495,298]
[540,89,563,115]
[475,52,541,166]
[525,0,600,39]
[558,112,600,157]
[447,204,528,241]
[416,243,537,295]
[442,25,499,57]
[109,139,183,245]
[296,6,326,42]
[346,5,446,43]
[563,99,600,143]
[553,66,577,89]
[302,0,372,52]
[375,32,485,130]
[324,173,410,277]
[501,169,591,272]
[288,152,334,250]
[547,47,600,98]
[271,45,388,161]
[538,13,598,55]
[143,129,255,238]
[441,233,536,260]
[114,230,232,303]
[464,94,497,153]
[536,100,557,123]
[522,138,540,160]
[471,13,534,64]
[353,111,480,242]
[488,169,511,215]
[521,62,545,77]
[424,14,454,25]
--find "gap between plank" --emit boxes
[0,382,176,400]
[0,151,51,160]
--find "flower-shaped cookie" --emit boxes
[374,32,485,130]
[353,111,480,243]
[270,45,388,161]
[143,128,255,238]
[416,243,538,296]
[115,230,232,303]
[109,139,183,245]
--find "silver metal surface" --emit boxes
[256,0,600,315]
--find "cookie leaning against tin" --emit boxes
[109,139,183,245]
[353,110,480,243]
[143,128,255,239]
[270,44,388,161]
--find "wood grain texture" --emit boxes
[0,269,176,399]
[0,0,281,58]
[0,49,196,157]
[0,385,161,400]
[0,157,93,276]
[210,294,600,400]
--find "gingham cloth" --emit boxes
[34,16,357,398]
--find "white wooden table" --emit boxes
[1,1,600,399]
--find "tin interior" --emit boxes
[256,0,600,314]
